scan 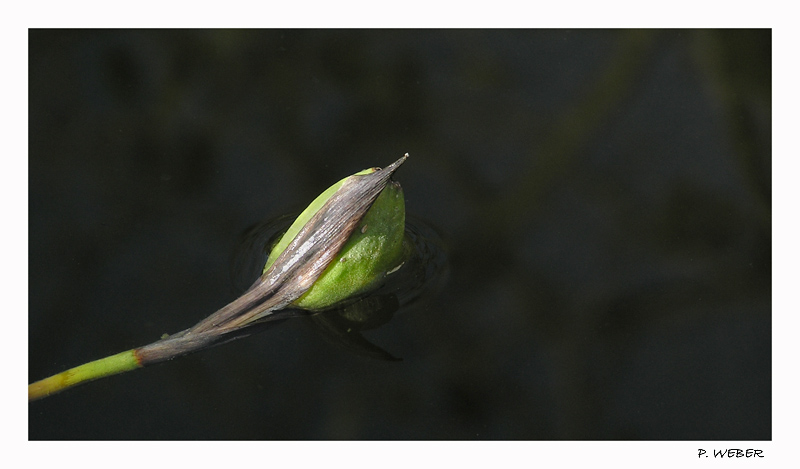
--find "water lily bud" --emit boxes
[264,167,406,311]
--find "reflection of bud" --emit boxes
[309,294,402,361]
[264,167,406,311]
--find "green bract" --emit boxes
[264,167,406,311]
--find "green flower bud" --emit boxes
[263,164,406,311]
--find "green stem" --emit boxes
[28,349,141,401]
[28,326,252,401]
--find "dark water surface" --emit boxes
[29,29,770,440]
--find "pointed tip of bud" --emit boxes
[384,153,409,175]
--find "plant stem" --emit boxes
[28,324,256,401]
[28,350,141,401]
